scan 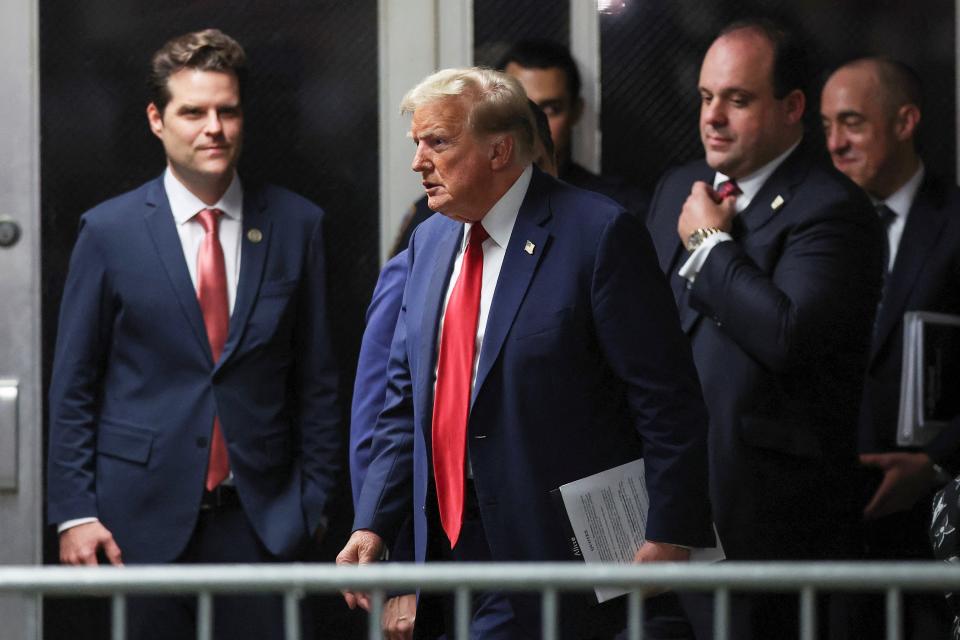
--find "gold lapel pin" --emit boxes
[771,195,785,211]
[247,228,263,243]
[524,240,535,255]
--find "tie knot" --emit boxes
[876,203,897,229]
[469,223,489,247]
[716,179,741,200]
[196,208,223,234]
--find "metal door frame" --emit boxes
[0,0,42,635]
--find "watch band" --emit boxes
[687,227,724,252]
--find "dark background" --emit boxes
[41,0,954,638]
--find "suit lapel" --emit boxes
[217,187,272,369]
[416,221,462,433]
[737,143,808,234]
[143,178,211,359]
[871,176,949,362]
[472,172,550,404]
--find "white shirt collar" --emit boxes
[462,164,533,251]
[714,139,801,213]
[877,162,925,219]
[164,168,244,226]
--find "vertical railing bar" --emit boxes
[799,586,816,640]
[627,590,644,640]
[455,587,471,640]
[886,587,902,640]
[197,591,213,640]
[541,588,558,640]
[284,589,302,640]
[368,590,385,640]
[714,587,730,640]
[367,589,384,640]
[111,593,126,640]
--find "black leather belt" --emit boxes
[199,484,240,511]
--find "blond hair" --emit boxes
[401,67,535,165]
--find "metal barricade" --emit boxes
[2,562,958,640]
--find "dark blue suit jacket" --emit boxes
[350,251,408,505]
[647,144,883,561]
[47,176,341,563]
[354,168,712,631]
[861,173,960,469]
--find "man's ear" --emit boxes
[783,89,806,125]
[146,103,164,139]
[894,103,921,142]
[489,135,515,171]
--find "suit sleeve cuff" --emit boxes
[678,233,733,283]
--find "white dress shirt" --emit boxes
[59,169,245,533]
[165,168,244,313]
[679,140,800,283]
[433,165,532,478]
[435,164,532,390]
[875,163,924,271]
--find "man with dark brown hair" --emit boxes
[647,19,883,638]
[47,29,340,639]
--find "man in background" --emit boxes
[646,19,883,637]
[47,29,340,639]
[822,56,960,638]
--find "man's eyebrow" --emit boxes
[409,126,446,140]
[836,109,865,121]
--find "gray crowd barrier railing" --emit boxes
[2,561,958,640]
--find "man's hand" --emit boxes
[59,521,123,566]
[633,540,691,563]
[335,529,385,611]
[678,181,737,248]
[381,593,417,640]
[860,452,938,519]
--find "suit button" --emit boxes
[713,317,722,327]
[196,436,208,448]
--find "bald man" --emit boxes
[822,56,960,638]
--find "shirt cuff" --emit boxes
[678,233,733,283]
[58,517,99,534]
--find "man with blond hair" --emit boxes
[338,67,712,639]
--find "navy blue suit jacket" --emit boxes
[350,250,408,505]
[647,144,883,560]
[47,176,341,563]
[354,168,712,583]
[861,173,960,468]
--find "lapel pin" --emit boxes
[771,195,785,211]
[524,240,535,255]
[247,228,263,243]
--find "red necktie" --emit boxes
[196,208,230,491]
[716,179,741,200]
[432,223,489,548]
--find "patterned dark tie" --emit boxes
[716,179,742,200]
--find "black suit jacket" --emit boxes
[860,173,960,470]
[647,143,883,560]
